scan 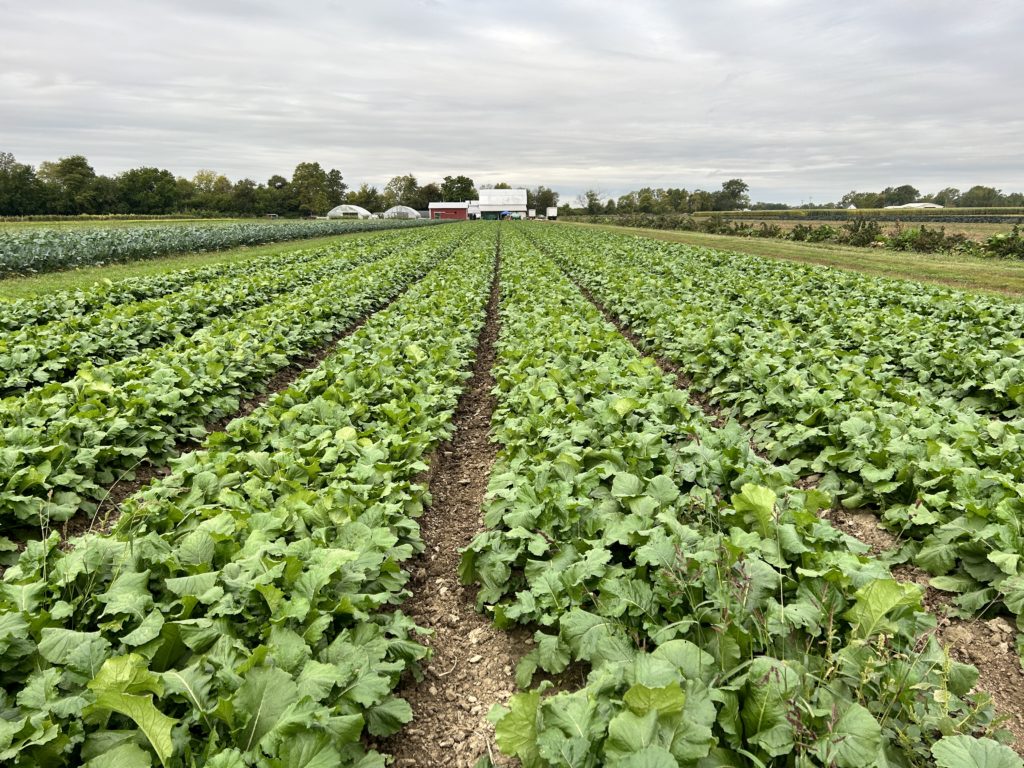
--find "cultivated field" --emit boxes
[0,217,433,277]
[0,222,1022,767]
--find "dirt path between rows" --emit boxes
[384,248,531,767]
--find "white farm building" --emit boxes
[477,189,528,220]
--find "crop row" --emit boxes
[0,229,495,767]
[528,225,1024,628]
[0,230,414,331]
[543,227,1024,415]
[0,228,436,396]
[0,226,467,534]
[0,217,436,276]
[462,230,1015,767]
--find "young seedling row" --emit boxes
[0,223,1020,767]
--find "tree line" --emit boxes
[571,179,752,215]
[567,180,1024,215]
[0,153,560,218]
[837,185,1024,209]
[0,153,349,217]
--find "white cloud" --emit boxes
[0,0,1021,203]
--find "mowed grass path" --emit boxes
[0,231,375,299]
[567,222,1024,297]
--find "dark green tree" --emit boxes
[0,153,46,215]
[440,175,477,202]
[116,167,180,214]
[959,185,1003,207]
[932,187,961,207]
[413,182,442,210]
[346,183,383,212]
[290,162,337,216]
[879,185,920,206]
[382,174,419,208]
[713,179,750,210]
[528,185,559,211]
[37,155,98,214]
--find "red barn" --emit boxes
[427,202,469,220]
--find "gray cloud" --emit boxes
[1,0,1021,203]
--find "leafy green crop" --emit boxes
[0,218,436,276]
[528,224,1024,642]
[0,226,465,534]
[0,232,434,396]
[0,229,495,766]
[463,231,1015,767]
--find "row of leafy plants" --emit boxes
[526,225,1024,654]
[549,228,1024,415]
[461,231,1019,767]
[0,229,415,330]
[0,226,467,536]
[566,214,1024,258]
[0,231,437,396]
[0,230,497,766]
[0,217,437,277]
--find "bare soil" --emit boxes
[381,250,538,767]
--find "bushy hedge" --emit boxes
[564,215,1024,259]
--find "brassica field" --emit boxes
[0,222,1021,767]
[0,217,434,276]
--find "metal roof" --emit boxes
[478,189,528,206]
[428,201,470,209]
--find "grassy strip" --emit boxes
[564,222,1024,296]
[0,230,385,299]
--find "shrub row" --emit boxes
[566,214,1024,258]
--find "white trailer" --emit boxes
[546,207,558,221]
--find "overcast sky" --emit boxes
[1,0,1021,204]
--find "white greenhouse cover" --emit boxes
[382,205,421,219]
[327,204,372,219]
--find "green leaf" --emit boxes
[732,484,777,535]
[619,745,679,768]
[494,691,542,768]
[819,703,881,768]
[612,473,644,498]
[365,697,412,737]
[85,656,176,768]
[274,733,342,768]
[559,609,635,666]
[83,742,153,768]
[232,666,299,752]
[605,710,658,760]
[844,579,920,639]
[988,551,1020,576]
[932,736,1023,768]
[646,475,680,504]
[623,684,686,716]
[741,658,803,757]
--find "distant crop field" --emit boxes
[0,216,246,229]
[0,217,435,276]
